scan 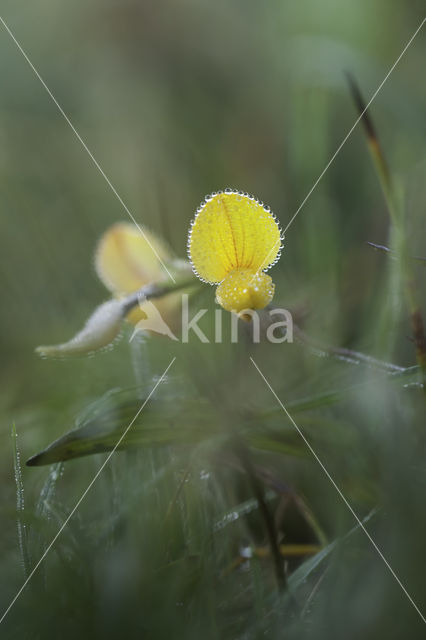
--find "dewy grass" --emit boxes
[2,7,426,639]
[11,424,31,580]
[14,171,426,635]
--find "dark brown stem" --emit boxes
[231,436,286,592]
[367,241,426,264]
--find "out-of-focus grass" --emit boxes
[1,1,426,638]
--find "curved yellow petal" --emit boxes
[95,222,184,333]
[216,269,274,313]
[188,191,282,284]
[95,222,172,294]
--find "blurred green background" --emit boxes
[1,1,426,638]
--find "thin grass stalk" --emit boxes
[347,73,426,389]
[12,424,31,578]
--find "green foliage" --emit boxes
[1,1,426,638]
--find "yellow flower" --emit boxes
[36,223,193,358]
[188,190,282,313]
[95,222,186,331]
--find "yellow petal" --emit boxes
[95,222,172,294]
[95,222,184,332]
[188,191,282,284]
[216,269,275,313]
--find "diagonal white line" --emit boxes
[282,16,426,236]
[0,15,176,283]
[253,16,426,278]
[0,357,176,625]
[250,356,426,625]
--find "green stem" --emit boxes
[122,276,199,316]
[347,74,426,389]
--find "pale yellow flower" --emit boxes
[95,222,185,330]
[36,223,190,357]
